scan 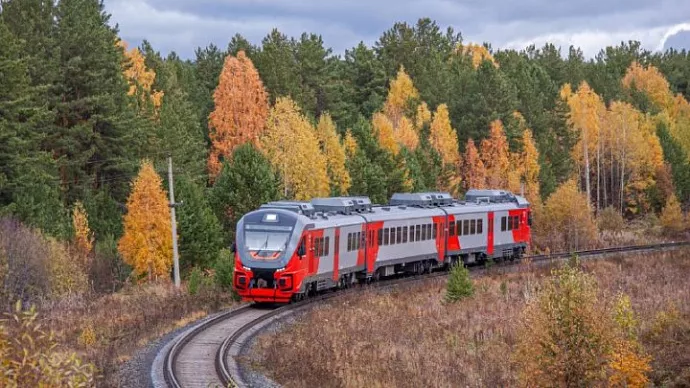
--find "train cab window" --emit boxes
[403,226,408,243]
[470,220,476,235]
[477,219,483,234]
[501,217,507,231]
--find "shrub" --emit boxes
[513,263,651,387]
[598,206,625,235]
[47,237,89,299]
[445,262,474,303]
[660,193,685,235]
[213,249,234,289]
[0,302,96,386]
[187,267,202,296]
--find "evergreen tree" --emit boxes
[657,120,690,202]
[0,17,68,237]
[53,0,146,203]
[175,175,224,272]
[210,143,281,241]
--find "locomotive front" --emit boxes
[232,207,308,303]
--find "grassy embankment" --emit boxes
[252,250,690,387]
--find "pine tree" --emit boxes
[175,175,224,272]
[54,0,146,203]
[210,143,281,241]
[0,18,68,237]
[315,113,351,195]
[260,97,330,200]
[117,160,172,281]
[208,50,269,179]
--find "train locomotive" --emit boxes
[232,189,532,303]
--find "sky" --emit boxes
[105,0,690,60]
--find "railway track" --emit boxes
[157,240,690,388]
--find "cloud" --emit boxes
[104,0,690,59]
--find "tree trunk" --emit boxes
[583,129,591,207]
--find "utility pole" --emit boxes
[168,156,181,288]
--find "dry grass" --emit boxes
[40,282,237,387]
[252,250,690,388]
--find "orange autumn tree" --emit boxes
[261,97,329,200]
[480,119,511,188]
[415,101,432,130]
[316,113,351,195]
[71,201,93,265]
[118,160,172,281]
[117,40,163,111]
[462,138,487,191]
[429,103,462,193]
[376,66,420,152]
[207,50,269,179]
[372,112,399,155]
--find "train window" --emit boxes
[325,236,330,256]
[449,220,455,236]
[403,226,408,243]
[361,232,365,249]
[396,226,402,244]
[433,223,437,238]
[477,219,483,234]
[428,224,432,239]
[409,226,414,242]
[501,217,507,231]
[383,228,389,245]
[349,233,353,251]
[357,232,362,249]
[421,225,427,240]
[513,216,519,230]
[315,237,320,256]
[463,220,469,235]
[455,221,461,236]
[470,220,476,235]
[414,225,419,241]
[377,229,382,246]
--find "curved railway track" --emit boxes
[158,241,690,388]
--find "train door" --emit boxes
[487,212,494,255]
[308,233,317,274]
[333,229,340,281]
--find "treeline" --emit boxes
[2,0,690,285]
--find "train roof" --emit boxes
[252,189,530,228]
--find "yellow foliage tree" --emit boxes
[316,113,351,195]
[72,201,93,260]
[660,193,685,234]
[562,81,604,207]
[208,50,270,179]
[343,129,358,159]
[462,138,487,190]
[622,61,673,110]
[519,129,541,204]
[429,104,460,166]
[415,102,431,130]
[372,112,399,155]
[429,104,462,193]
[117,160,172,281]
[480,119,511,188]
[396,116,419,151]
[608,293,653,387]
[538,179,598,251]
[383,65,419,126]
[261,97,330,200]
[456,43,498,69]
[117,40,163,110]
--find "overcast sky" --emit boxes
[106,0,690,60]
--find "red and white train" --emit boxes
[232,189,532,303]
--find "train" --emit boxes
[232,189,532,303]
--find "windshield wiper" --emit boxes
[256,235,270,256]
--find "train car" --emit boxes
[232,189,530,303]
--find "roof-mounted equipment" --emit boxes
[310,196,372,215]
[260,201,316,217]
[389,192,453,207]
[464,189,529,207]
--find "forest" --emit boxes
[2,0,690,385]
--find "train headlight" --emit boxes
[276,267,285,272]
[242,266,251,271]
